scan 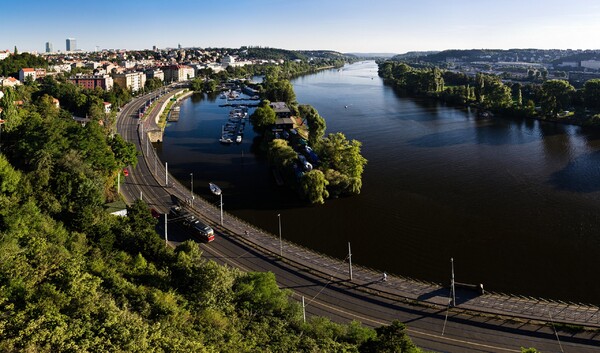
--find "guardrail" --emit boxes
[123,91,600,329]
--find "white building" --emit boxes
[145,69,164,81]
[581,60,600,70]
[1,77,22,87]
[0,50,10,60]
[163,65,195,82]
[50,64,72,73]
[221,55,252,68]
[113,71,146,92]
[19,68,36,82]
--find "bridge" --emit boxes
[117,90,600,353]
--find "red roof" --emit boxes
[22,68,34,72]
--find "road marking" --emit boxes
[291,290,521,353]
[182,234,522,353]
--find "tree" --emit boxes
[541,79,575,117]
[515,84,523,106]
[110,134,138,168]
[250,103,276,134]
[234,272,296,319]
[268,139,297,167]
[318,132,367,194]
[584,79,600,110]
[264,79,296,104]
[145,77,163,92]
[203,79,217,93]
[0,87,21,132]
[475,73,485,104]
[190,77,203,92]
[0,153,20,195]
[300,169,329,204]
[360,321,419,353]
[299,104,326,147]
[485,81,512,109]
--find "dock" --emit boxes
[167,106,180,122]
[219,103,259,108]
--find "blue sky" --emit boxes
[2,0,600,53]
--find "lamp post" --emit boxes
[278,213,282,257]
[451,257,456,307]
[209,182,223,226]
[190,173,194,206]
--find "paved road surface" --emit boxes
[117,91,600,352]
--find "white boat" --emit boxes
[236,135,242,143]
[219,137,233,144]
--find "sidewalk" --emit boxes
[126,92,600,330]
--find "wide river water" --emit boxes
[158,61,600,304]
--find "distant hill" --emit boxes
[389,48,600,65]
[346,52,398,58]
[240,47,350,61]
[390,51,440,61]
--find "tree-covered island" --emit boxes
[250,66,367,204]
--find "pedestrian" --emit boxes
[383,272,387,282]
[244,230,249,236]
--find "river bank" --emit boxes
[158,61,600,305]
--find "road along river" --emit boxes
[157,61,600,305]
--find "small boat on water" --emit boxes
[236,135,242,143]
[220,137,233,144]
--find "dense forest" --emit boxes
[0,70,418,351]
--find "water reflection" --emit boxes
[549,150,600,192]
[158,61,600,304]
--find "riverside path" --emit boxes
[117,90,600,353]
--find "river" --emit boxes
[158,61,600,305]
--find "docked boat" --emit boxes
[236,135,242,143]
[220,137,233,144]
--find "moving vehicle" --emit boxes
[189,220,215,242]
[170,205,215,243]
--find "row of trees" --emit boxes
[378,61,600,124]
[0,76,420,351]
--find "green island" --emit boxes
[378,60,600,126]
[250,66,368,204]
[0,50,421,352]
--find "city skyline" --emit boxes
[1,0,600,54]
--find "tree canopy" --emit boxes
[299,104,326,147]
[0,69,419,352]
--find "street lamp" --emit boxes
[209,182,223,226]
[190,173,194,206]
[278,213,282,256]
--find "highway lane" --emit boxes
[117,92,600,353]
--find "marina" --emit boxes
[220,106,248,144]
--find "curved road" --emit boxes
[117,91,600,352]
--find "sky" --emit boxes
[2,0,600,54]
